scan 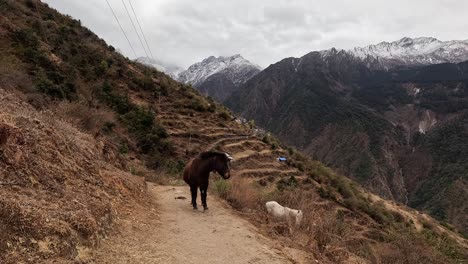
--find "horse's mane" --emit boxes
[198,151,227,160]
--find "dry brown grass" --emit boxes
[224,176,262,210]
[212,174,465,263]
[54,101,116,134]
[0,90,147,263]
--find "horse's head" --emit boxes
[214,152,233,179]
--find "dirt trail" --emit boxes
[93,184,309,264]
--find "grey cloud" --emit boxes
[44,0,468,69]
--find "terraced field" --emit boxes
[151,96,468,264]
[154,99,307,190]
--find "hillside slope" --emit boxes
[226,49,468,235]
[151,92,467,263]
[0,87,147,263]
[0,1,467,263]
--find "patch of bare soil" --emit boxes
[92,184,313,264]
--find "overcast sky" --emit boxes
[43,0,468,69]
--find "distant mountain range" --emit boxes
[137,54,261,102]
[349,37,468,68]
[178,54,261,86]
[225,37,468,235]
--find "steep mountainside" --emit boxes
[227,48,468,235]
[1,1,467,263]
[177,55,261,101]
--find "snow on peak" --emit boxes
[177,55,262,87]
[349,37,468,66]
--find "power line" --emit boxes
[121,0,149,58]
[128,0,154,60]
[105,0,137,58]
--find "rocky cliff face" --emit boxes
[226,48,468,234]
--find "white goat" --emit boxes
[265,201,303,227]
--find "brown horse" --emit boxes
[183,151,233,210]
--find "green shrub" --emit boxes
[100,82,132,114]
[35,75,75,100]
[276,176,298,191]
[218,111,231,121]
[422,220,435,231]
[363,204,391,225]
[332,177,355,199]
[35,76,60,97]
[0,0,11,11]
[187,97,209,112]
[121,107,169,155]
[98,81,172,161]
[103,121,115,133]
[212,179,231,199]
[96,60,108,76]
[392,211,405,223]
[132,71,156,91]
[163,159,185,175]
[248,120,255,129]
[12,29,39,49]
[119,141,129,154]
[129,167,140,176]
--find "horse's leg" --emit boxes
[190,185,198,210]
[200,185,208,210]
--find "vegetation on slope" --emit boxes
[0,0,466,263]
[210,133,467,263]
[0,0,220,262]
[226,47,468,235]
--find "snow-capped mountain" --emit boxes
[135,57,184,79]
[177,54,261,87]
[348,37,468,68]
[176,54,261,102]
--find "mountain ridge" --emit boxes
[226,45,468,235]
[176,54,261,101]
[338,37,468,68]
[177,54,261,87]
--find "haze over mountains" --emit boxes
[135,57,184,79]
[138,54,261,102]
